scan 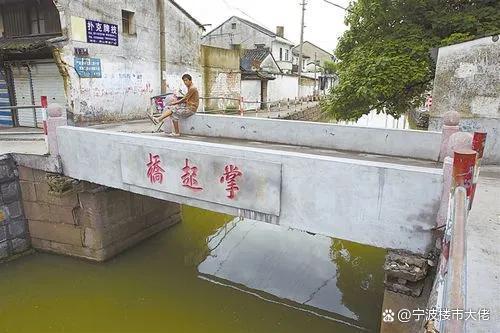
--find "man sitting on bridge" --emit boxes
[152,73,199,136]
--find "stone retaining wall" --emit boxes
[0,155,30,262]
[18,166,181,261]
[283,105,323,121]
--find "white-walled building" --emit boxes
[292,41,335,73]
[0,0,205,126]
[202,16,294,74]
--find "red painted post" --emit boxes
[442,149,476,261]
[452,149,477,200]
[469,132,487,209]
[41,96,48,135]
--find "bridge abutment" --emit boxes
[0,154,31,262]
[18,166,181,262]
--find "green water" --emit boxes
[0,207,386,333]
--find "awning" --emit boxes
[0,34,62,54]
[241,71,276,81]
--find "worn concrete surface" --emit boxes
[90,118,442,169]
[57,126,442,253]
[0,128,46,155]
[466,166,500,332]
[430,36,500,164]
[158,134,442,169]
[0,141,47,155]
[91,113,442,161]
[160,114,442,161]
[121,143,282,215]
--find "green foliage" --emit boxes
[323,60,338,74]
[324,0,500,120]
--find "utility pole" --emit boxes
[158,0,167,94]
[298,0,306,98]
[313,52,317,97]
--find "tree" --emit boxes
[323,60,338,74]
[323,0,500,120]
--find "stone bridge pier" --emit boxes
[17,164,181,261]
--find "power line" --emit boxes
[322,0,353,13]
[220,0,269,29]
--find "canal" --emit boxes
[0,206,386,333]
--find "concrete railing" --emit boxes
[426,129,487,332]
[166,113,443,161]
[150,94,318,116]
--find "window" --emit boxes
[279,48,283,61]
[231,23,237,29]
[122,10,136,35]
[255,44,265,49]
[285,50,289,61]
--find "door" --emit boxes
[10,61,66,127]
[260,80,268,110]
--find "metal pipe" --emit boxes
[0,105,43,110]
[445,186,467,333]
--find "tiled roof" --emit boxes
[240,48,271,72]
[0,35,54,52]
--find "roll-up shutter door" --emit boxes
[31,62,67,126]
[11,64,34,127]
[10,61,66,127]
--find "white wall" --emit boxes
[56,0,160,123]
[202,17,273,50]
[430,36,500,164]
[268,74,297,101]
[271,40,293,62]
[241,80,261,109]
[164,0,203,96]
[55,0,202,123]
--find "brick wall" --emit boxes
[0,155,30,262]
[18,166,181,262]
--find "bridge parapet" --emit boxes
[57,126,443,254]
[162,113,443,161]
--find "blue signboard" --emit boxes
[86,19,118,46]
[75,57,102,78]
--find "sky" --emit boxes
[176,0,351,53]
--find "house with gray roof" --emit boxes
[202,16,294,74]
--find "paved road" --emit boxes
[0,127,46,155]
[466,166,500,332]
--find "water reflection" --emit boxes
[198,217,385,331]
[0,207,384,333]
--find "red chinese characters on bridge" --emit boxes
[181,158,203,191]
[146,153,165,184]
[220,164,243,199]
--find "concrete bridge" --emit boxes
[53,113,444,254]
[3,108,498,331]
